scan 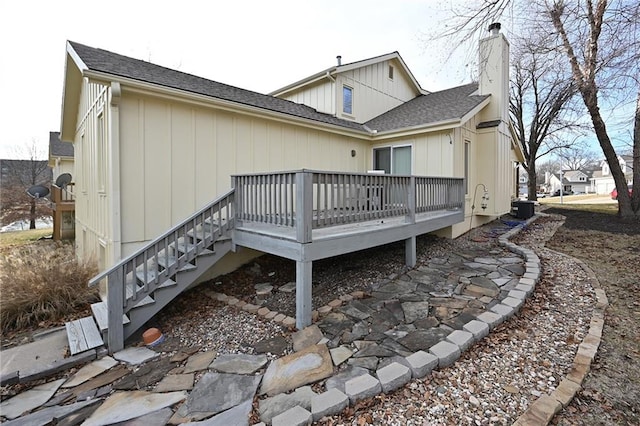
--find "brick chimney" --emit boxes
[478,22,510,122]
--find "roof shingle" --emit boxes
[365,83,488,132]
[69,41,367,132]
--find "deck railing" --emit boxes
[88,189,235,351]
[51,182,76,204]
[233,170,464,242]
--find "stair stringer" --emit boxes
[123,238,233,340]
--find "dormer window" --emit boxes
[388,65,394,80]
[343,85,353,115]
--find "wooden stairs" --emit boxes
[65,190,235,354]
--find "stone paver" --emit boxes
[292,325,324,352]
[62,356,118,388]
[272,405,312,426]
[446,330,475,352]
[176,372,261,421]
[429,340,461,367]
[183,351,217,374]
[260,344,333,396]
[311,388,349,422]
[405,350,438,378]
[155,374,194,392]
[113,347,159,365]
[83,391,186,426]
[209,354,267,375]
[463,320,490,340]
[344,374,382,404]
[376,362,412,393]
[0,378,65,420]
[259,386,316,424]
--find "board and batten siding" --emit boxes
[278,59,419,124]
[279,80,336,116]
[337,59,419,123]
[117,93,370,256]
[72,79,113,268]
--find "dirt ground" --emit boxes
[543,207,640,425]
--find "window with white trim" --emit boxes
[97,111,106,192]
[464,140,470,195]
[388,65,394,80]
[373,145,412,175]
[343,85,353,114]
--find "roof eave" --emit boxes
[269,66,336,97]
[84,70,373,139]
[60,42,88,142]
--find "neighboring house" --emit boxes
[48,131,74,179]
[590,155,633,194]
[562,170,590,193]
[59,24,524,351]
[48,131,75,240]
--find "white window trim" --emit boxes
[342,85,354,116]
[388,65,394,80]
[372,143,413,175]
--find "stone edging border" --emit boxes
[202,214,598,425]
[511,219,607,425]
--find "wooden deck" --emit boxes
[89,170,465,353]
[234,208,463,262]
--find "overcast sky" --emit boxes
[0,0,485,159]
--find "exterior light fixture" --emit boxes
[351,149,356,157]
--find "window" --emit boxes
[97,112,106,192]
[388,65,394,80]
[373,145,412,175]
[464,141,470,195]
[343,85,353,114]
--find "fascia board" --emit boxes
[60,43,87,142]
[269,66,336,96]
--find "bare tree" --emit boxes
[0,140,52,229]
[510,33,578,200]
[432,0,640,218]
[555,145,600,171]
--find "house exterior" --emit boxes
[590,155,633,195]
[48,131,74,179]
[48,131,75,240]
[59,25,522,282]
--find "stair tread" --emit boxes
[175,239,214,256]
[91,302,130,332]
[66,316,103,355]
[156,254,197,272]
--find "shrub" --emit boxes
[0,241,99,334]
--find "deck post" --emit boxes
[296,260,313,329]
[405,236,417,268]
[405,176,417,267]
[295,171,313,243]
[107,268,125,353]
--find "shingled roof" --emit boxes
[365,83,489,132]
[49,131,74,157]
[68,41,367,133]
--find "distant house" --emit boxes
[59,24,525,350]
[48,131,74,180]
[48,131,75,240]
[590,155,633,194]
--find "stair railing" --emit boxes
[88,189,235,352]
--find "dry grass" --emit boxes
[0,240,99,335]
[0,228,53,247]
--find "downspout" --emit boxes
[108,82,122,265]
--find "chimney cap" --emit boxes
[488,22,501,34]
[337,55,342,66]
